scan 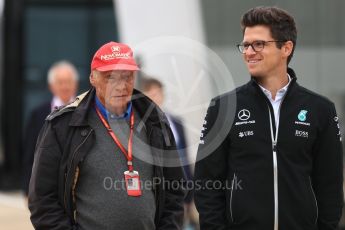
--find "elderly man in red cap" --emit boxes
[28,42,185,230]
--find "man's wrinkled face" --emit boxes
[90,70,135,115]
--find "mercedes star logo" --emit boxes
[238,109,250,121]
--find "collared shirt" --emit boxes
[94,96,132,120]
[258,74,291,127]
[51,96,75,111]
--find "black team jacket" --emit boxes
[194,68,343,230]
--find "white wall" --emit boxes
[114,0,236,163]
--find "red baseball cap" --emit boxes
[91,41,139,72]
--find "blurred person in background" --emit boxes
[195,6,343,230]
[22,60,79,196]
[28,41,185,229]
[142,78,199,230]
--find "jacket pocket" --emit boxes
[229,173,236,223]
[308,177,318,225]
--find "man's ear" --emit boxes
[89,72,95,86]
[283,41,293,58]
[48,83,55,95]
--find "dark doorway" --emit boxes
[1,0,118,190]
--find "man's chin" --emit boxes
[105,101,128,113]
[248,70,264,78]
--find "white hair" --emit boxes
[47,60,79,84]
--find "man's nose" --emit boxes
[245,45,257,55]
[111,79,127,90]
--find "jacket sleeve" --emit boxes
[158,167,185,229]
[22,109,40,196]
[194,98,230,230]
[28,121,74,230]
[156,125,186,230]
[312,103,344,230]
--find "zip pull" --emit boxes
[272,141,277,152]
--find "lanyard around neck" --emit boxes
[94,105,135,172]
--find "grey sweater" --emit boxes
[75,108,156,230]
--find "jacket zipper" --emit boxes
[268,91,291,230]
[254,76,295,230]
[64,129,93,211]
[268,108,279,230]
[229,173,236,223]
[267,89,291,230]
[273,143,278,230]
[309,177,318,224]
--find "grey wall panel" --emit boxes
[201,0,345,47]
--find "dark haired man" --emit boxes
[194,6,343,230]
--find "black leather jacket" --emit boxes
[29,88,185,230]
